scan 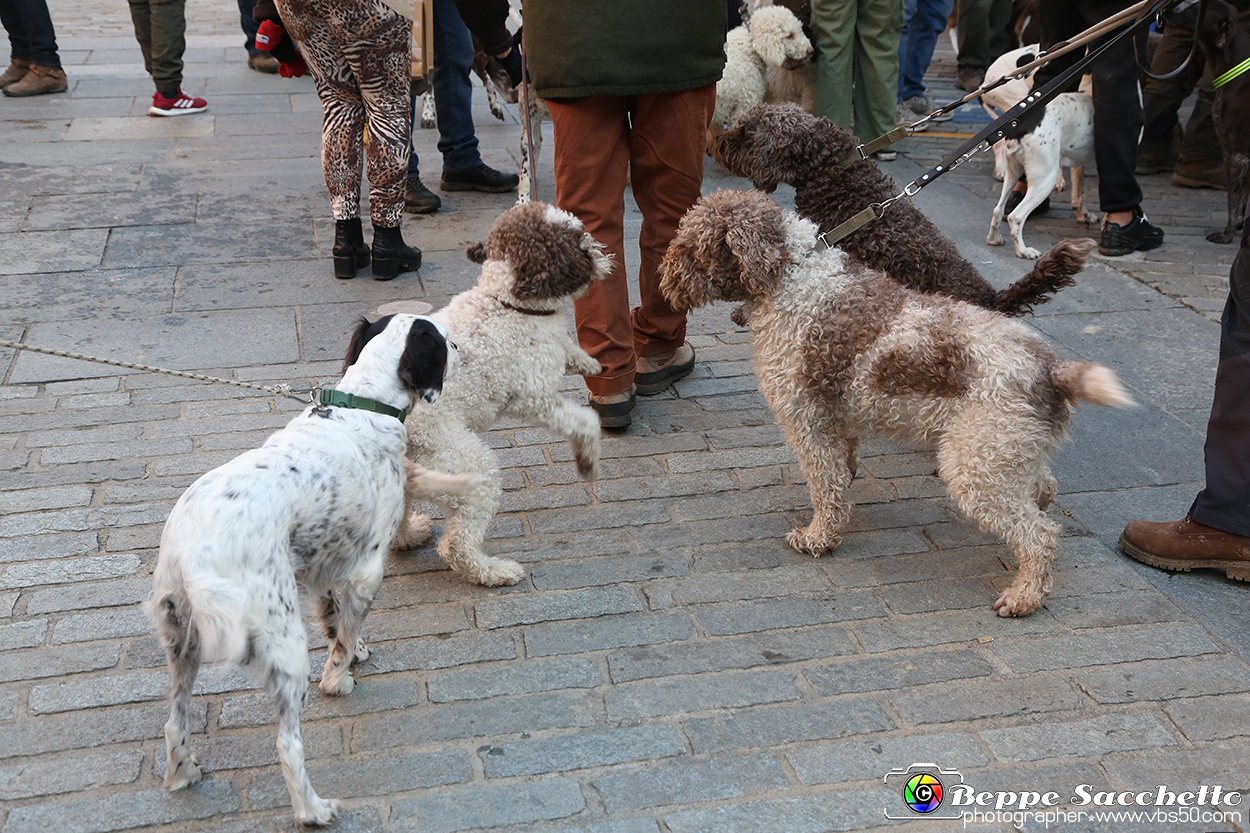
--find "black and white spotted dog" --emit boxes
[149,314,474,826]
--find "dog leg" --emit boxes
[436,435,523,586]
[157,597,203,791]
[420,92,436,130]
[393,459,478,551]
[517,394,601,480]
[565,344,602,378]
[939,436,1058,617]
[319,564,384,696]
[783,427,856,556]
[1071,165,1086,224]
[1034,465,1058,511]
[1209,157,1248,244]
[987,168,1021,248]
[273,665,339,826]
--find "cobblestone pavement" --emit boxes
[1,4,1248,832]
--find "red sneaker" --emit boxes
[149,88,208,116]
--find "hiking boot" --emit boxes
[370,224,421,280]
[404,177,442,214]
[440,163,519,193]
[897,102,928,132]
[0,58,31,89]
[3,64,67,97]
[248,52,280,74]
[149,88,208,116]
[1172,159,1226,190]
[1119,516,1250,581]
[635,343,695,395]
[955,66,985,91]
[589,385,636,429]
[903,94,952,121]
[1099,208,1164,257]
[1136,144,1178,174]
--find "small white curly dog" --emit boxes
[710,4,813,142]
[394,201,612,587]
[661,190,1134,617]
[150,314,475,825]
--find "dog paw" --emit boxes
[786,528,837,556]
[352,637,370,665]
[163,755,202,791]
[320,666,356,696]
[992,588,1042,617]
[298,797,342,827]
[1016,246,1041,260]
[474,557,526,586]
[393,513,433,551]
[1208,230,1235,244]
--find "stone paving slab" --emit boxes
[1,3,1248,832]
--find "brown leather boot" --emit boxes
[1119,516,1250,581]
[3,64,68,97]
[0,58,31,89]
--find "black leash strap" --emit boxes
[821,0,1178,248]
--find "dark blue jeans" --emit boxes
[1,0,61,68]
[408,0,481,178]
[897,0,953,102]
[237,0,261,56]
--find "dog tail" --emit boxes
[179,561,252,664]
[1053,361,1136,409]
[992,238,1095,316]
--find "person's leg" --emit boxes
[851,0,904,149]
[985,0,1013,66]
[897,0,917,100]
[238,0,260,54]
[1138,19,1199,162]
[899,0,953,101]
[332,3,412,228]
[431,0,480,175]
[627,84,717,361]
[1192,221,1250,537]
[127,0,156,80]
[546,95,633,397]
[5,0,59,67]
[813,0,858,130]
[278,0,364,222]
[1086,14,1145,214]
[956,0,991,68]
[145,0,187,94]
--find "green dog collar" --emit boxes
[317,387,407,422]
[1214,55,1250,89]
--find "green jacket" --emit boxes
[524,1,727,98]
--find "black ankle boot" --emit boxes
[332,218,369,279]
[370,224,422,281]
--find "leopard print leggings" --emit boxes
[275,0,411,227]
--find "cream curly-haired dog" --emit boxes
[394,202,612,587]
[661,190,1134,616]
[710,5,813,142]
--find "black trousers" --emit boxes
[1192,204,1250,537]
[1033,0,1145,213]
[0,0,61,68]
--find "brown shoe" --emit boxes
[1172,160,1227,190]
[955,66,985,91]
[1119,515,1250,581]
[589,385,636,430]
[634,343,695,395]
[0,58,31,89]
[3,64,68,97]
[248,52,280,74]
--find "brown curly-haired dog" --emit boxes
[713,103,1091,316]
[660,190,1134,616]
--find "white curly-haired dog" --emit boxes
[754,0,817,112]
[710,4,814,142]
[395,201,612,587]
[150,314,475,825]
[661,190,1134,617]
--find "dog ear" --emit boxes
[397,318,449,404]
[750,10,787,68]
[726,193,789,297]
[466,242,488,264]
[343,315,392,374]
[659,220,714,310]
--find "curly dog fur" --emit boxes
[713,103,1092,316]
[661,190,1134,617]
[394,202,612,587]
[711,6,813,142]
